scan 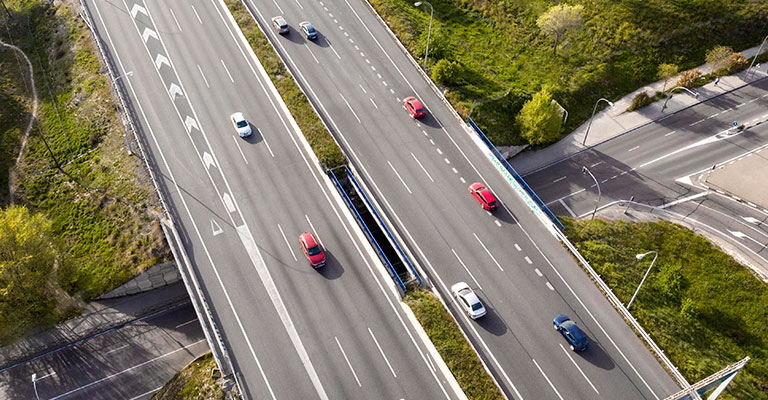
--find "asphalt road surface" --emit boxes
[242,0,683,398]
[83,0,456,399]
[0,303,207,400]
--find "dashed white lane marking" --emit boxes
[735,102,746,108]
[600,179,609,183]
[232,136,248,164]
[474,233,504,272]
[335,337,362,387]
[494,220,501,227]
[359,84,366,94]
[365,58,370,64]
[422,130,427,136]
[369,328,396,378]
[359,51,365,57]
[344,31,349,37]
[444,158,451,164]
[277,223,297,261]
[460,177,466,184]
[383,81,388,86]
[559,344,600,394]
[388,161,412,194]
[524,256,532,264]
[333,19,338,24]
[339,25,344,31]
[369,98,378,109]
[749,98,758,103]
[552,176,566,183]
[328,12,333,17]
[326,39,341,59]
[196,64,209,88]
[451,167,458,174]
[429,139,435,145]
[105,344,130,354]
[220,59,233,82]
[664,130,676,137]
[436,148,443,155]
[532,358,565,400]
[535,268,542,277]
[514,244,521,251]
[340,93,361,123]
[628,145,639,152]
[689,118,705,126]
[258,129,275,158]
[589,161,603,168]
[452,249,482,289]
[190,5,202,24]
[294,0,304,9]
[169,8,182,31]
[389,88,394,94]
[304,45,319,63]
[376,72,382,78]
[546,282,555,291]
[411,152,434,182]
[174,319,198,329]
[706,113,718,119]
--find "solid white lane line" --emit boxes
[552,176,566,183]
[369,98,378,109]
[451,249,482,289]
[258,129,275,158]
[559,344,600,394]
[369,328,397,377]
[532,358,565,400]
[105,344,130,355]
[190,5,202,24]
[340,92,361,123]
[169,8,182,31]
[325,38,341,59]
[174,319,198,329]
[411,152,434,182]
[294,0,304,9]
[232,136,248,164]
[277,223,297,261]
[524,256,532,264]
[35,371,56,380]
[559,198,577,217]
[305,214,323,247]
[196,65,209,88]
[304,45,319,63]
[589,161,603,168]
[50,340,207,400]
[474,233,503,271]
[128,387,161,400]
[628,145,639,152]
[220,59,233,82]
[359,84,367,93]
[335,337,362,387]
[388,161,412,194]
[270,0,284,14]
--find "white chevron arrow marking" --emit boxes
[184,116,199,132]
[130,4,148,18]
[155,54,170,69]
[168,83,183,99]
[202,152,216,170]
[142,27,158,43]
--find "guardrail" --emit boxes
[329,169,407,294]
[467,117,564,231]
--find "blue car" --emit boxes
[553,314,588,351]
[299,21,318,40]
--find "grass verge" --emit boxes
[0,0,169,342]
[405,289,503,400]
[562,217,767,399]
[152,352,227,400]
[224,0,345,169]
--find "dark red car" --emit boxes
[468,182,498,211]
[403,96,426,118]
[299,232,326,268]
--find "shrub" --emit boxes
[679,297,699,320]
[723,52,749,75]
[654,262,687,302]
[676,68,701,88]
[706,45,733,73]
[628,91,652,111]
[431,59,465,86]
[516,89,563,146]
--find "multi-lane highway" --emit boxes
[241,0,682,398]
[84,0,457,398]
[522,78,768,273]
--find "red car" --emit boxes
[468,182,498,211]
[299,232,326,268]
[403,96,426,118]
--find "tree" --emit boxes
[657,63,679,92]
[0,205,58,343]
[516,89,563,146]
[676,68,701,88]
[706,45,733,74]
[431,59,465,86]
[536,4,584,55]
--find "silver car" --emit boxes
[230,112,252,138]
[451,281,487,319]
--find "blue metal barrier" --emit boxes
[329,169,407,293]
[343,166,424,287]
[467,117,564,231]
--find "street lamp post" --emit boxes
[582,97,613,146]
[627,251,658,310]
[31,373,40,400]
[414,1,433,71]
[746,35,768,80]
[113,70,134,83]
[662,86,699,110]
[581,166,601,220]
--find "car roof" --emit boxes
[461,290,481,306]
[564,322,587,342]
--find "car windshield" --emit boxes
[471,302,483,311]
[416,108,424,113]
[236,120,248,128]
[307,245,321,256]
[488,200,497,206]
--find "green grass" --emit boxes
[0,0,169,341]
[562,218,768,399]
[224,0,346,170]
[369,0,768,146]
[153,352,226,400]
[405,290,503,400]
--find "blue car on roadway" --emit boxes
[553,314,588,351]
[299,21,318,40]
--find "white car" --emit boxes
[451,282,487,319]
[230,112,252,138]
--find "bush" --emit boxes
[705,45,733,73]
[516,89,563,146]
[628,91,652,111]
[431,59,465,86]
[676,68,701,88]
[654,262,687,302]
[679,297,699,320]
[723,52,749,75]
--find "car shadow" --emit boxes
[579,340,616,370]
[242,126,263,144]
[317,250,344,280]
[492,204,518,225]
[281,30,305,45]
[475,306,508,336]
[414,112,442,129]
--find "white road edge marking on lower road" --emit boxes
[628,145,639,152]
[532,358,565,400]
[451,249,482,289]
[552,176,566,183]
[105,344,130,355]
[128,386,162,400]
[169,8,181,31]
[388,161,412,194]
[50,339,207,400]
[335,336,362,387]
[559,343,599,394]
[174,319,198,329]
[474,233,503,271]
[340,92,361,123]
[277,223,297,261]
[196,64,209,88]
[368,328,397,377]
[220,59,233,82]
[190,4,203,24]
[232,136,248,164]
[411,152,434,182]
